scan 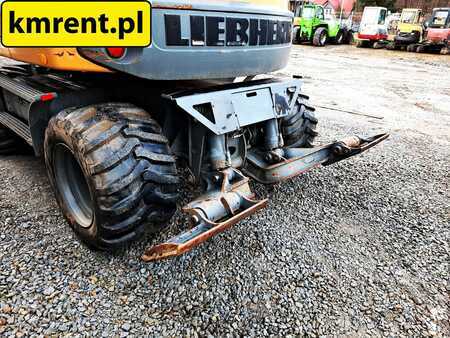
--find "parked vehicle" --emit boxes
[356,7,389,48]
[0,0,388,261]
[408,7,450,54]
[293,3,344,46]
[387,9,424,51]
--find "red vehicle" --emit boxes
[409,8,450,54]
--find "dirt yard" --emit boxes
[0,45,449,336]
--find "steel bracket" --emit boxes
[142,168,267,262]
[164,78,302,135]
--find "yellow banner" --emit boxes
[1,1,151,47]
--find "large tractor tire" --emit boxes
[344,30,354,44]
[281,95,318,148]
[44,103,180,250]
[313,28,328,47]
[0,125,21,155]
[335,30,344,45]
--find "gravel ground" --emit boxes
[1,45,449,337]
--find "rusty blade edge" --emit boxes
[141,199,268,262]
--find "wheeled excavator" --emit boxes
[0,0,388,261]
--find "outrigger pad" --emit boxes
[142,169,267,262]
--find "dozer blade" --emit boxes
[245,133,390,184]
[142,169,267,262]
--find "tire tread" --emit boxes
[45,103,180,249]
[281,97,318,148]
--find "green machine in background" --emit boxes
[292,2,344,46]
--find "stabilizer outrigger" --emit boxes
[142,131,389,262]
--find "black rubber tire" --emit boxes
[281,95,318,148]
[0,125,20,155]
[313,28,328,47]
[292,26,300,44]
[44,103,180,250]
[344,31,354,44]
[335,30,344,45]
[416,45,426,53]
[373,41,385,49]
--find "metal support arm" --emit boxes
[244,133,390,184]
